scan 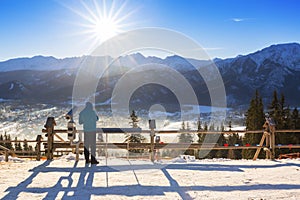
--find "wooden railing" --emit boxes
[0,119,299,162]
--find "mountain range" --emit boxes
[0,43,299,110]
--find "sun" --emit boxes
[64,0,136,46]
[93,16,120,42]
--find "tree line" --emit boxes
[0,132,34,154]
[126,90,299,159]
[243,90,300,158]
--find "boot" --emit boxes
[84,148,90,164]
[91,155,99,165]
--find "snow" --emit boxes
[1,155,300,200]
[9,83,14,90]
[0,155,24,162]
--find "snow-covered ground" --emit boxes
[1,155,300,200]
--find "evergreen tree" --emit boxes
[17,142,22,151]
[129,110,139,128]
[181,121,185,130]
[243,90,265,159]
[228,133,243,159]
[14,137,22,151]
[290,108,300,144]
[204,122,208,131]
[220,122,225,132]
[196,118,205,159]
[291,108,300,129]
[197,117,202,131]
[7,134,13,150]
[215,133,227,158]
[268,91,282,128]
[14,137,18,151]
[0,134,3,147]
[4,133,13,150]
[178,121,194,155]
[282,106,292,129]
[178,121,193,143]
[197,118,205,144]
[23,139,29,152]
[270,93,293,147]
[4,132,8,148]
[197,122,209,159]
[228,120,232,131]
[205,123,219,158]
[124,110,146,154]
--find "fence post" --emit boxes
[44,117,56,160]
[270,126,276,159]
[5,150,9,162]
[36,135,42,161]
[149,120,156,162]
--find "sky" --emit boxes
[0,0,300,61]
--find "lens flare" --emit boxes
[63,0,136,49]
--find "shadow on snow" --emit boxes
[3,160,300,200]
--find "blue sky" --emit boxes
[0,0,300,61]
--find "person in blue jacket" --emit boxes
[79,102,99,164]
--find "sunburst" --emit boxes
[63,0,136,49]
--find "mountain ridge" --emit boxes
[0,42,299,108]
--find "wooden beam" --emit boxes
[54,133,65,142]
[253,132,267,160]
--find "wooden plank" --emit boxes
[36,135,42,161]
[54,133,65,142]
[253,132,267,160]
[0,144,10,151]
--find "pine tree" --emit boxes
[4,132,8,148]
[243,90,265,159]
[129,110,139,128]
[268,91,282,128]
[0,134,3,147]
[215,133,227,158]
[181,121,185,130]
[270,93,292,146]
[14,137,22,151]
[23,139,29,152]
[228,133,243,159]
[14,137,18,151]
[4,133,13,150]
[197,117,202,131]
[204,122,208,131]
[17,142,22,151]
[291,108,300,144]
[197,118,205,144]
[178,121,193,143]
[220,122,225,132]
[291,108,300,129]
[228,120,232,131]
[178,121,194,155]
[124,110,145,154]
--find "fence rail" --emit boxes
[1,125,299,162]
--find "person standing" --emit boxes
[79,102,99,165]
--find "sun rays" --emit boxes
[62,0,137,51]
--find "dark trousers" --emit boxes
[84,132,96,161]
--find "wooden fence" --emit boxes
[0,117,299,162]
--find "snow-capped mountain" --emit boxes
[0,43,299,108]
[216,43,300,106]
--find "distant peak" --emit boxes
[259,42,300,53]
[31,55,56,59]
[164,55,185,60]
[128,52,145,58]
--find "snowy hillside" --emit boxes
[0,156,300,200]
[249,43,300,71]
